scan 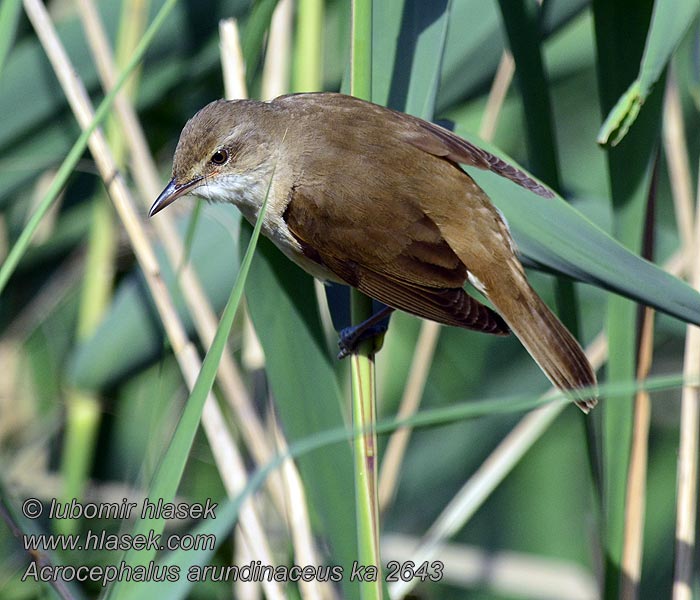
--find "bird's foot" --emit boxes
[337,323,389,359]
[336,306,394,359]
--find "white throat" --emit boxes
[192,171,268,221]
[192,169,340,283]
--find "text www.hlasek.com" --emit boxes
[23,529,215,553]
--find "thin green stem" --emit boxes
[351,0,372,100]
[292,0,323,92]
[350,0,381,598]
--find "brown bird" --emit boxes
[149,92,597,411]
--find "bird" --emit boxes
[149,92,597,411]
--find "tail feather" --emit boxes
[487,277,598,412]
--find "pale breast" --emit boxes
[193,169,342,283]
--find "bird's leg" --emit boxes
[337,305,395,359]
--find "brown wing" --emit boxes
[274,93,552,199]
[400,118,555,199]
[282,186,509,335]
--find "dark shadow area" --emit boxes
[387,0,449,112]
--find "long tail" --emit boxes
[486,274,598,412]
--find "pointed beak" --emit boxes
[148,177,203,217]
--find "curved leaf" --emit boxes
[598,0,699,145]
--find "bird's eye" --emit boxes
[210,149,229,165]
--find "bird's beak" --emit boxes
[148,177,203,217]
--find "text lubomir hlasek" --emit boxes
[47,498,217,520]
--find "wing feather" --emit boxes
[402,119,555,199]
[283,189,509,335]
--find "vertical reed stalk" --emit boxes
[350,0,382,598]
